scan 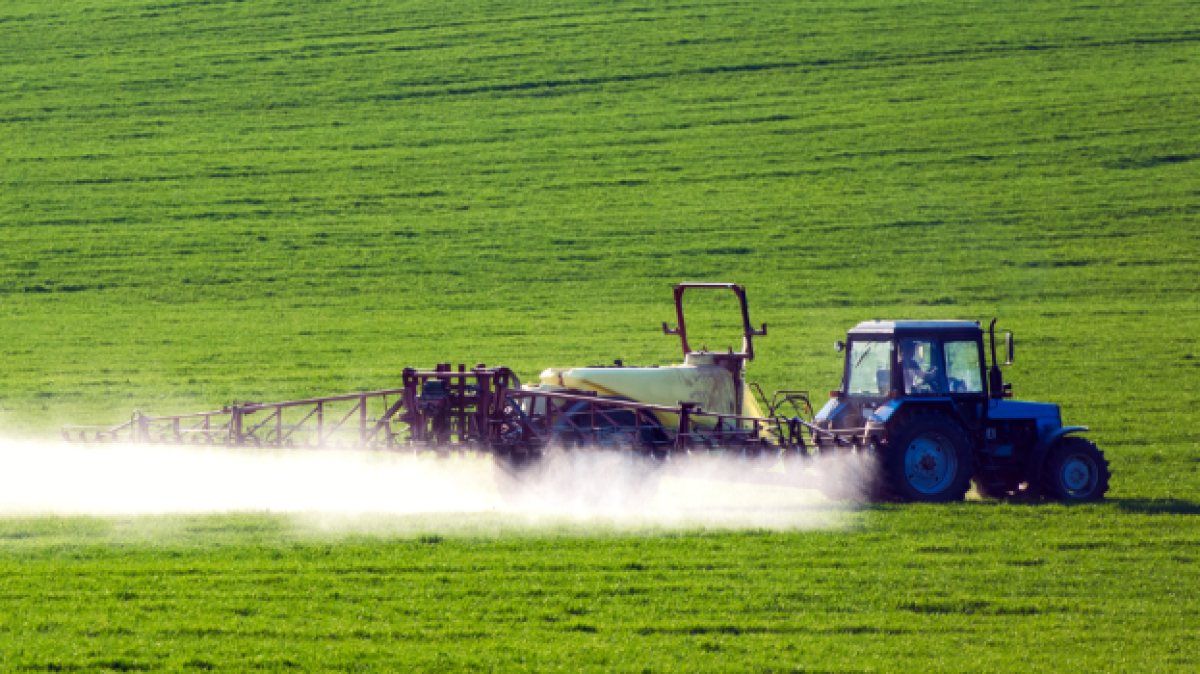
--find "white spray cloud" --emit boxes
[0,438,868,531]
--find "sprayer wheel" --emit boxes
[493,452,544,504]
[493,447,661,510]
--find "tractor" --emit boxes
[810,319,1110,502]
[62,283,1111,505]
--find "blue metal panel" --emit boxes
[988,400,1060,421]
[814,399,843,422]
[867,400,903,422]
[866,398,955,422]
[1035,416,1063,435]
[1033,425,1088,455]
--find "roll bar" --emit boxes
[661,283,767,359]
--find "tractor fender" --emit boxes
[1025,426,1089,484]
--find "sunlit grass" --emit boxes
[0,0,1197,669]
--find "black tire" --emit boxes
[881,411,973,503]
[553,400,669,449]
[493,449,661,510]
[1041,436,1110,502]
[563,450,662,510]
[493,452,545,504]
[812,448,883,502]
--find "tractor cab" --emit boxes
[842,320,989,399]
[821,320,990,431]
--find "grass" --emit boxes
[1,0,1196,432]
[1,506,1197,671]
[0,0,1198,669]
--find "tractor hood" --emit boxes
[988,400,1060,422]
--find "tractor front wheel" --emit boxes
[882,412,973,503]
[1042,437,1110,501]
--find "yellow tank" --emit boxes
[534,352,764,429]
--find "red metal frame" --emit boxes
[661,283,767,360]
[63,366,808,457]
[61,285,853,461]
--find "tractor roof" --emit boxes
[849,320,981,335]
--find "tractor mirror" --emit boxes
[1005,332,1014,365]
[835,340,845,352]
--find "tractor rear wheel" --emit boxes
[882,411,973,503]
[1042,437,1110,501]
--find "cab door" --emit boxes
[942,338,987,426]
[896,338,947,396]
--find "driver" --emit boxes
[900,340,941,393]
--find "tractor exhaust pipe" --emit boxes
[988,319,1016,399]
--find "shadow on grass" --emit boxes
[1109,498,1200,515]
[857,498,1200,515]
[970,497,1200,515]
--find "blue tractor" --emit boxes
[810,319,1110,502]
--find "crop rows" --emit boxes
[0,0,1198,669]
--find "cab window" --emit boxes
[944,341,984,393]
[899,339,944,395]
[847,340,893,396]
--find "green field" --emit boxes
[2,0,1199,670]
[1,506,1197,671]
